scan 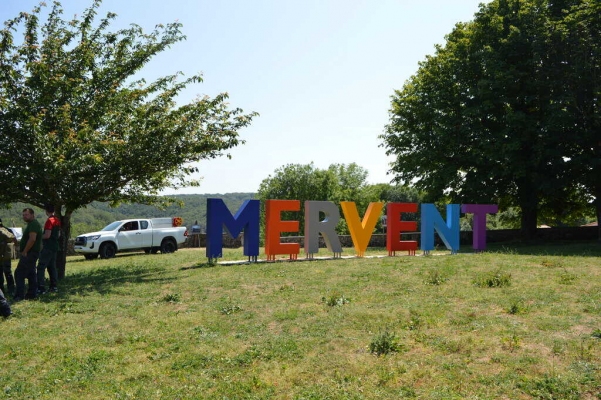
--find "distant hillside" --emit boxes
[0,193,255,237]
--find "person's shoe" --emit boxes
[24,293,38,300]
[49,286,58,293]
[37,286,47,295]
[12,296,24,303]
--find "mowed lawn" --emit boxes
[2,242,600,399]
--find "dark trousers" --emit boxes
[37,247,58,289]
[0,260,14,295]
[0,288,11,317]
[14,251,39,299]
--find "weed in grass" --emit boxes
[279,283,295,292]
[578,337,596,362]
[322,293,350,307]
[405,310,424,331]
[501,333,521,352]
[473,269,512,288]
[541,258,563,268]
[592,329,601,339]
[424,269,448,286]
[161,293,181,303]
[220,304,242,315]
[507,298,528,315]
[558,268,577,285]
[369,329,403,356]
[519,374,581,400]
[191,326,218,339]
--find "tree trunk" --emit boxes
[518,180,539,241]
[595,185,601,243]
[56,210,72,280]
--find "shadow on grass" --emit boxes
[58,262,176,296]
[180,262,218,270]
[484,240,601,257]
[65,252,148,264]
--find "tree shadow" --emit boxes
[55,262,176,297]
[66,252,147,264]
[483,240,601,257]
[180,262,218,270]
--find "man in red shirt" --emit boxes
[37,204,61,294]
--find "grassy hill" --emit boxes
[0,193,255,237]
[2,242,600,398]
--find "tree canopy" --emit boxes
[256,162,378,235]
[380,0,599,239]
[0,0,257,274]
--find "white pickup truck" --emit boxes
[74,218,188,260]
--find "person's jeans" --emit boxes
[14,251,39,298]
[37,247,58,289]
[0,260,14,294]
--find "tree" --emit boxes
[380,0,598,239]
[0,1,257,276]
[558,0,601,239]
[256,163,374,235]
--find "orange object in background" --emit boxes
[341,201,384,257]
[172,217,183,227]
[264,200,300,261]
[386,203,418,256]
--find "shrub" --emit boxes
[474,269,512,288]
[424,269,448,286]
[322,293,350,307]
[369,329,402,356]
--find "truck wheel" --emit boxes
[84,254,98,260]
[160,239,177,254]
[99,242,117,259]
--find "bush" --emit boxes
[474,269,512,288]
[369,329,402,356]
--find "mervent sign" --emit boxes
[205,199,498,262]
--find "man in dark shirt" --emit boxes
[14,208,42,301]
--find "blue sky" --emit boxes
[3,0,488,194]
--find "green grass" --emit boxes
[2,242,601,399]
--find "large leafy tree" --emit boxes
[0,1,257,276]
[380,0,598,239]
[558,0,601,238]
[256,162,375,235]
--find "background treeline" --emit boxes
[0,193,254,237]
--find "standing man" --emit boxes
[13,208,42,301]
[37,204,61,294]
[0,218,16,296]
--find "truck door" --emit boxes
[118,221,143,249]
[139,220,153,247]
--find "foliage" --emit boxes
[0,1,256,274]
[321,293,351,307]
[369,329,402,356]
[0,193,254,237]
[473,269,512,288]
[256,162,379,235]
[380,0,600,238]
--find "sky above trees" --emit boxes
[1,0,488,194]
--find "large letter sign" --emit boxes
[205,198,498,262]
[421,203,460,254]
[305,201,343,258]
[461,204,499,251]
[341,201,383,257]
[206,199,260,261]
[386,202,418,256]
[265,200,300,261]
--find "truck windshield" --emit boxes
[102,221,123,231]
